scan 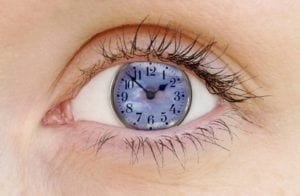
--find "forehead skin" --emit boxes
[0,0,300,195]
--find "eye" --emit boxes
[71,61,217,130]
[42,24,258,167]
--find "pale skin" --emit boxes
[0,0,300,195]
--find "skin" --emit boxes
[0,0,300,195]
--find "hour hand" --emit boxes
[157,83,168,92]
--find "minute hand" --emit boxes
[126,73,149,93]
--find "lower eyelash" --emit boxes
[85,107,254,170]
[123,119,231,170]
[90,132,116,154]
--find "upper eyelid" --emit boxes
[48,23,258,110]
[77,27,215,84]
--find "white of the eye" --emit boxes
[71,65,217,127]
[72,65,123,126]
[182,73,217,124]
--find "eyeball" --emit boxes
[71,61,218,130]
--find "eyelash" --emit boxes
[48,23,260,169]
[123,118,232,170]
[79,24,257,103]
[89,108,251,170]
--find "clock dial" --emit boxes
[112,62,192,130]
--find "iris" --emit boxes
[112,62,192,130]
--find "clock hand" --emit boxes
[157,83,168,92]
[126,73,167,100]
[144,83,169,100]
[126,73,149,93]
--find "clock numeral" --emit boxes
[136,112,142,122]
[124,79,134,89]
[133,67,142,80]
[162,70,166,80]
[120,92,128,102]
[170,78,177,87]
[160,112,167,122]
[170,104,176,114]
[126,103,133,113]
[146,66,156,76]
[174,91,182,101]
[147,115,155,124]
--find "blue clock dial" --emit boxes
[112,62,192,130]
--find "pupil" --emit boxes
[146,91,156,100]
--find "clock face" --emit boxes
[112,62,192,130]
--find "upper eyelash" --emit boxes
[79,24,258,103]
